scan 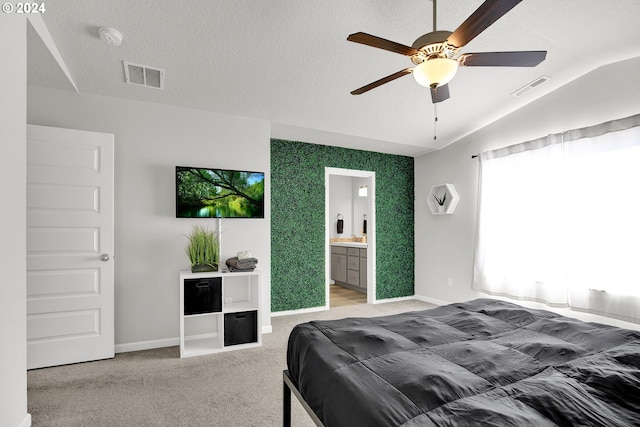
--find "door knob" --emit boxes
[100,254,110,262]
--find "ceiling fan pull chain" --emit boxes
[433,103,438,140]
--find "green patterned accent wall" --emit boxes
[271,139,414,312]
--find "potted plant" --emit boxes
[185,225,219,272]
[433,192,447,213]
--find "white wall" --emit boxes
[352,177,368,236]
[0,15,30,427]
[415,57,640,311]
[329,176,369,238]
[329,175,353,238]
[27,87,271,350]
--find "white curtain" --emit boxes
[474,114,640,322]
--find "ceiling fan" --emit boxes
[347,0,547,103]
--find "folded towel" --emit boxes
[237,251,252,260]
[228,266,255,272]
[226,256,258,271]
[236,257,257,269]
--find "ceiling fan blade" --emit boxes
[431,84,450,103]
[459,51,547,67]
[447,0,523,48]
[351,68,413,95]
[347,32,419,57]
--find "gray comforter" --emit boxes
[286,299,640,426]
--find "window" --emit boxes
[474,114,640,323]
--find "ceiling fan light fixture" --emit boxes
[413,58,458,88]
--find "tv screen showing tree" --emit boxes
[176,166,264,218]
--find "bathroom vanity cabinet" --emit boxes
[331,244,367,293]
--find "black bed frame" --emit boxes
[283,370,324,427]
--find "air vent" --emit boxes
[123,61,164,90]
[512,75,550,97]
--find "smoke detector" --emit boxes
[98,27,122,47]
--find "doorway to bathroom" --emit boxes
[325,167,376,308]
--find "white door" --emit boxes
[26,124,114,369]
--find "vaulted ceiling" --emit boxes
[27,0,640,156]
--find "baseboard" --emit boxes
[115,337,179,354]
[271,296,440,314]
[272,295,439,314]
[271,305,328,317]
[413,294,450,307]
[19,413,32,427]
[116,326,273,353]
[372,295,416,304]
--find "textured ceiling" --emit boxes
[27,0,640,156]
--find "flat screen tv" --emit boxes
[176,166,264,218]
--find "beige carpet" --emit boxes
[27,299,436,426]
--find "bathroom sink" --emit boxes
[329,238,367,248]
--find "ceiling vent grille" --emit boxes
[123,61,164,90]
[512,75,550,97]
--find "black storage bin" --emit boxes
[224,311,258,346]
[184,277,222,315]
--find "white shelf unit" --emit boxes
[427,183,460,215]
[179,270,261,358]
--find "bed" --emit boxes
[283,298,640,426]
